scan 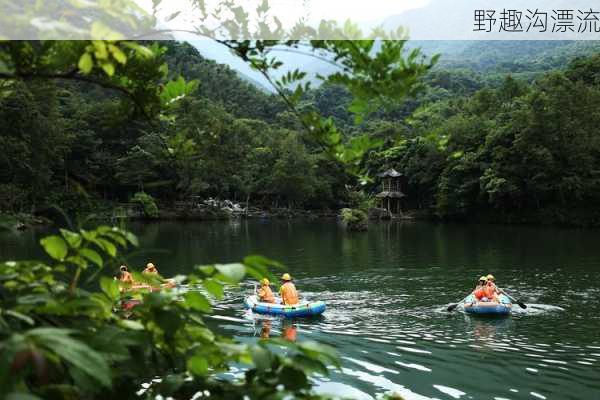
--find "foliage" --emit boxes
[130,192,159,218]
[0,226,340,399]
[340,208,368,232]
[0,36,434,214]
[363,54,600,226]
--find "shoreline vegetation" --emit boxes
[0,29,599,398]
[3,41,600,230]
[6,202,598,233]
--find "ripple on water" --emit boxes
[220,268,600,400]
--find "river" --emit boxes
[2,220,599,399]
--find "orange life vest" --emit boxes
[258,285,275,303]
[484,282,497,299]
[120,271,133,284]
[279,282,299,305]
[474,288,486,300]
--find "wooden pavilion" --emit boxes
[375,168,406,216]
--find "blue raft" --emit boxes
[244,295,326,318]
[464,294,512,316]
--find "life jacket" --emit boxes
[258,285,275,303]
[120,271,133,284]
[484,282,497,298]
[474,288,486,300]
[279,282,299,305]
[143,268,158,275]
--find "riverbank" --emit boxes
[0,212,52,231]
[5,202,599,231]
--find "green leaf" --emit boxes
[118,320,145,331]
[100,277,119,301]
[186,355,208,376]
[298,341,340,367]
[60,229,82,249]
[80,248,103,267]
[202,279,224,299]
[197,265,215,276]
[100,62,115,76]
[108,44,127,64]
[215,263,246,283]
[184,291,212,313]
[124,231,139,247]
[92,40,108,60]
[27,328,111,388]
[290,354,329,375]
[94,238,117,257]
[279,365,309,391]
[40,236,68,261]
[251,345,272,371]
[3,310,34,325]
[78,53,93,74]
[80,229,97,242]
[66,255,87,268]
[101,231,126,247]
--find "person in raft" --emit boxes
[143,262,176,288]
[473,276,489,301]
[279,273,299,305]
[257,278,276,303]
[473,274,500,302]
[119,265,134,284]
[485,274,501,300]
[143,262,158,274]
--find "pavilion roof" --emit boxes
[377,168,403,178]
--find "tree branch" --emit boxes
[0,70,156,124]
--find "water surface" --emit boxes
[2,220,599,399]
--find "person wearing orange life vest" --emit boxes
[473,276,488,301]
[484,274,501,301]
[143,262,158,274]
[143,262,177,289]
[257,278,276,303]
[279,273,299,305]
[119,265,134,284]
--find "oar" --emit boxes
[447,294,472,312]
[499,289,527,309]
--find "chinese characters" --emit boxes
[474,8,600,33]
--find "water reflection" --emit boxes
[2,220,600,399]
[254,318,298,342]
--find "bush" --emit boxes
[341,208,369,231]
[0,225,340,399]
[131,192,159,218]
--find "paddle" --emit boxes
[499,289,527,309]
[447,294,471,312]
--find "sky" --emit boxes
[135,0,430,37]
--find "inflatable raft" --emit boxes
[244,295,326,318]
[464,294,512,316]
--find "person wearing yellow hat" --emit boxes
[484,274,500,301]
[279,273,299,305]
[143,262,177,289]
[473,276,488,300]
[257,278,275,303]
[119,265,134,284]
[143,262,158,275]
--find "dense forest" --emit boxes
[1,41,600,226]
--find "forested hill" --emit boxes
[0,41,347,219]
[422,40,600,76]
[164,42,284,120]
[1,40,600,227]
